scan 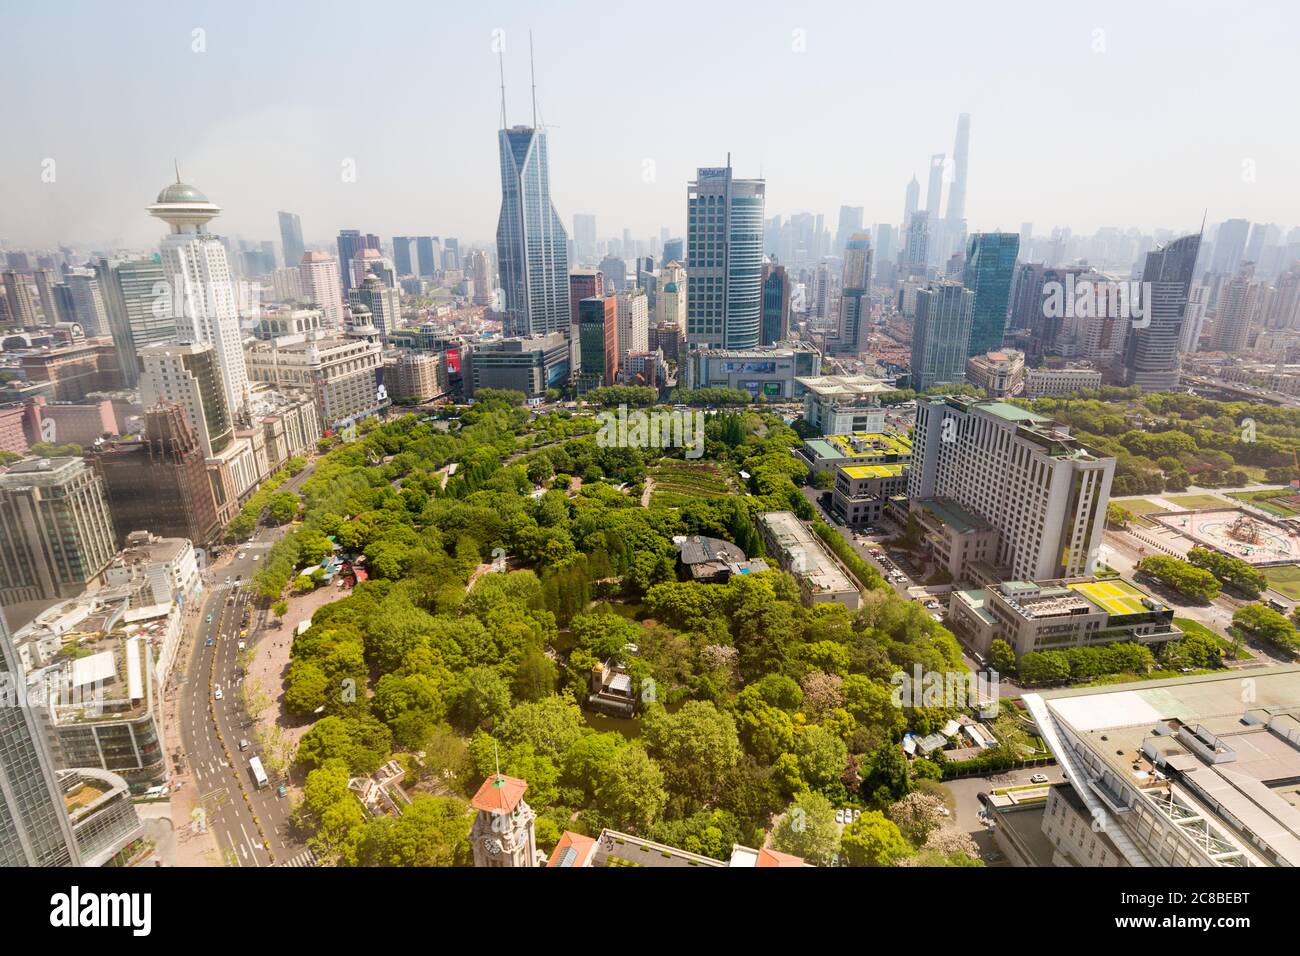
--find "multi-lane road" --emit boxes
[175,531,305,867]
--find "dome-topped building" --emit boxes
[147,164,221,233]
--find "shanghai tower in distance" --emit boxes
[494,44,570,342]
[945,113,970,227]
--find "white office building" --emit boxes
[909,396,1114,581]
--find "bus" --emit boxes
[249,756,269,790]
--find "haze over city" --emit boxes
[2,0,1298,247]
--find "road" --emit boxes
[799,484,917,595]
[173,456,320,867]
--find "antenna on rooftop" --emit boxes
[173,158,182,183]
[498,46,508,130]
[493,739,503,785]
[529,30,538,128]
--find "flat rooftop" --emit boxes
[1068,578,1162,616]
[796,374,892,398]
[808,431,913,461]
[759,511,857,596]
[914,497,994,535]
[840,462,906,480]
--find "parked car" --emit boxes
[1030,773,1049,784]
[214,685,223,701]
[205,637,214,647]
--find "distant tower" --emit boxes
[903,175,920,228]
[470,772,541,868]
[278,211,305,269]
[945,114,970,226]
[147,170,250,422]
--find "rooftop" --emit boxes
[470,773,528,814]
[840,462,907,480]
[1068,579,1164,617]
[914,497,995,535]
[796,374,892,399]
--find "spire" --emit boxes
[498,47,507,130]
[529,30,538,129]
[493,739,503,786]
[174,158,182,183]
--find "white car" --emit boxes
[252,554,261,561]
[214,685,224,701]
[237,552,246,560]
[1029,773,1049,784]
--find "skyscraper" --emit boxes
[495,123,571,340]
[834,206,864,257]
[349,274,401,338]
[0,607,82,866]
[962,232,1020,356]
[94,256,175,389]
[299,251,344,328]
[1209,218,1250,277]
[573,214,597,263]
[336,230,379,292]
[945,113,970,226]
[903,175,920,228]
[147,173,250,421]
[761,264,791,346]
[616,287,649,367]
[911,280,973,391]
[686,159,765,348]
[469,249,493,306]
[1122,232,1202,390]
[415,236,440,279]
[833,233,872,355]
[901,211,930,278]
[568,268,604,326]
[925,153,946,216]
[138,342,233,457]
[391,236,416,277]
[1210,265,1262,352]
[278,211,305,269]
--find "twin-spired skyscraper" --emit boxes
[495,124,571,340]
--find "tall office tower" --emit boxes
[1244,222,1273,269]
[834,206,864,257]
[925,154,946,215]
[598,255,627,293]
[278,211,305,269]
[95,257,175,388]
[299,251,344,328]
[348,273,401,338]
[1210,265,1262,352]
[568,268,604,326]
[349,248,396,291]
[1019,223,1033,258]
[147,174,250,421]
[441,238,460,271]
[1209,218,1250,277]
[616,287,649,366]
[415,236,440,278]
[686,159,765,348]
[138,342,233,457]
[495,121,571,339]
[33,269,62,325]
[1121,232,1202,390]
[658,260,687,332]
[573,214,597,263]
[391,236,416,277]
[0,457,117,605]
[910,280,973,391]
[661,238,683,267]
[469,249,493,306]
[1179,284,1210,352]
[576,295,618,392]
[873,224,896,281]
[0,608,82,866]
[336,230,379,292]
[909,397,1115,581]
[962,233,1020,357]
[903,175,920,227]
[1265,264,1300,330]
[945,113,970,227]
[900,211,930,278]
[1008,261,1048,340]
[63,269,108,336]
[2,270,45,327]
[833,233,872,354]
[92,402,220,547]
[760,264,792,345]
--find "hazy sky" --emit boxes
[2,0,1297,252]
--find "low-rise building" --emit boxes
[384,350,449,402]
[673,534,768,582]
[831,463,910,526]
[910,496,1001,582]
[964,349,1025,398]
[948,576,1180,657]
[1023,365,1103,398]
[799,430,913,476]
[757,510,861,609]
[103,531,200,607]
[462,332,571,401]
[60,768,145,867]
[684,341,821,400]
[797,374,893,435]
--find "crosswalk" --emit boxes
[278,848,318,868]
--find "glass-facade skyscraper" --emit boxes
[962,232,1020,357]
[1122,232,1202,390]
[278,211,305,269]
[911,280,974,391]
[686,160,765,349]
[0,609,81,866]
[495,126,570,340]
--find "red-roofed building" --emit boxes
[470,774,541,867]
[756,847,808,867]
[547,831,598,868]
[470,773,528,814]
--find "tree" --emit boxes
[496,695,585,759]
[1187,547,1265,599]
[595,744,667,833]
[771,792,839,866]
[354,795,471,866]
[512,648,557,701]
[642,701,741,808]
[859,742,912,806]
[988,638,1016,676]
[297,762,365,863]
[887,791,948,845]
[1106,502,1133,529]
[841,810,910,867]
[1137,555,1220,603]
[451,667,513,731]
[795,725,849,795]
[272,600,289,620]
[1233,604,1300,652]
[267,491,299,525]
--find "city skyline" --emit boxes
[2,1,1298,250]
